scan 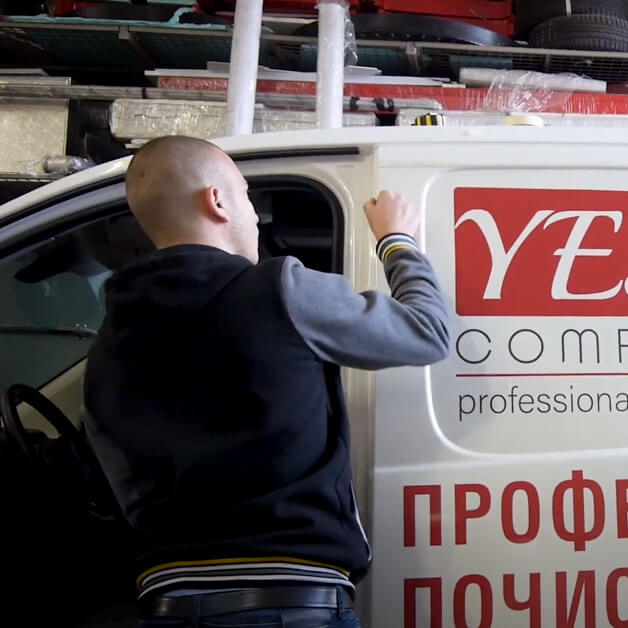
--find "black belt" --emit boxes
[143,585,353,618]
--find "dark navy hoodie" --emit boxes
[83,240,449,598]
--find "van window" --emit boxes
[251,176,344,273]
[0,212,154,392]
[0,177,343,392]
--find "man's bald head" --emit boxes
[126,136,230,240]
[125,136,259,262]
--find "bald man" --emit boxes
[83,135,450,628]
[125,137,259,259]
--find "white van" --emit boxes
[1,125,627,627]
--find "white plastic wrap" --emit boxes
[43,155,93,174]
[313,1,358,65]
[343,10,358,67]
[256,109,376,132]
[0,98,69,175]
[460,68,606,114]
[18,155,93,177]
[316,0,350,129]
[111,99,376,142]
[110,100,242,140]
[461,68,606,94]
[225,0,263,136]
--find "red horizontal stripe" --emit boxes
[456,373,628,378]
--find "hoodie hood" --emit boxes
[105,245,251,316]
[101,245,251,352]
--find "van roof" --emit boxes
[3,125,628,220]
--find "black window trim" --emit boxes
[233,147,360,163]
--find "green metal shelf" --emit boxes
[3,17,628,82]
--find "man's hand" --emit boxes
[363,191,420,242]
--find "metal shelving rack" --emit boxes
[4,18,628,83]
[4,15,628,201]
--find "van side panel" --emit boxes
[370,141,628,627]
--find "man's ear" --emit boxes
[202,186,229,223]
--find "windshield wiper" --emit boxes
[0,324,97,339]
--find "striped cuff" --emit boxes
[375,233,418,263]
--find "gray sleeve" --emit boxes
[279,246,450,370]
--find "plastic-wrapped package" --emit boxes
[461,68,606,94]
[460,68,606,114]
[18,155,93,177]
[256,109,376,132]
[42,155,94,175]
[0,98,69,175]
[111,98,376,142]
[343,9,358,67]
[475,69,572,113]
[110,100,239,140]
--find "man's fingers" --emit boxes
[363,198,377,211]
[377,190,392,203]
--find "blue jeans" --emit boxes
[139,588,361,628]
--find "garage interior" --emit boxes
[4,0,628,205]
[2,1,628,627]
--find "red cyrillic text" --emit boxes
[404,485,442,547]
[405,570,628,628]
[453,575,493,628]
[556,570,595,627]
[501,482,540,544]
[607,568,628,627]
[616,480,628,539]
[503,573,541,628]
[404,577,442,628]
[455,484,491,545]
[553,471,605,551]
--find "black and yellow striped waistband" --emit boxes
[137,557,353,600]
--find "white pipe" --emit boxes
[225,0,264,137]
[316,1,347,129]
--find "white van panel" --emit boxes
[372,457,628,627]
[369,140,628,627]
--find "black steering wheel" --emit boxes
[0,383,81,461]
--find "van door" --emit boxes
[0,147,378,626]
[370,135,628,628]
[237,149,380,624]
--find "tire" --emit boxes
[516,0,628,37]
[529,13,628,51]
[295,14,515,47]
